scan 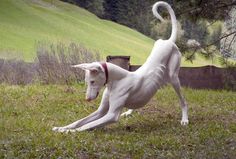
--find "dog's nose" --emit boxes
[86,97,92,101]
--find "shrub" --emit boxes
[0,42,100,85]
[0,59,36,85]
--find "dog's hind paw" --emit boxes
[181,119,189,126]
[121,109,133,117]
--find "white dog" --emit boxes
[53,1,188,133]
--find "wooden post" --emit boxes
[106,56,130,70]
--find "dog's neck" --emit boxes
[100,62,108,84]
[106,63,129,84]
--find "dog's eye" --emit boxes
[90,81,95,85]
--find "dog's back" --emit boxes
[137,40,176,73]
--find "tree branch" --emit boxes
[228,33,236,50]
[177,1,236,17]
[205,31,236,48]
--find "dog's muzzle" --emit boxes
[86,92,99,101]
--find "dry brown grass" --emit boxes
[0,42,100,85]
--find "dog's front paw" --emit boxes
[181,119,189,126]
[52,127,60,131]
[52,127,70,133]
[53,126,78,133]
[53,127,78,133]
[52,126,65,132]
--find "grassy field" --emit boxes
[0,0,225,66]
[1,84,236,158]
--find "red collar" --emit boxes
[100,62,108,85]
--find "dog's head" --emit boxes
[72,62,107,101]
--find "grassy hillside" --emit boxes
[1,84,236,158]
[0,0,222,66]
[0,0,154,64]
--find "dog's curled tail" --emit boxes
[152,1,177,42]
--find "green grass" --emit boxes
[1,84,236,158]
[0,0,225,66]
[0,0,153,64]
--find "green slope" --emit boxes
[0,0,154,64]
[0,0,222,66]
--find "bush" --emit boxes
[0,59,35,85]
[0,42,100,85]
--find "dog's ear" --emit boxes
[71,63,90,70]
[72,63,103,74]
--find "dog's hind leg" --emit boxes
[52,88,110,132]
[168,49,189,125]
[170,75,189,125]
[121,109,133,117]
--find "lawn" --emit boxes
[1,84,236,158]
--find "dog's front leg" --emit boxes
[76,95,127,131]
[52,88,109,133]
